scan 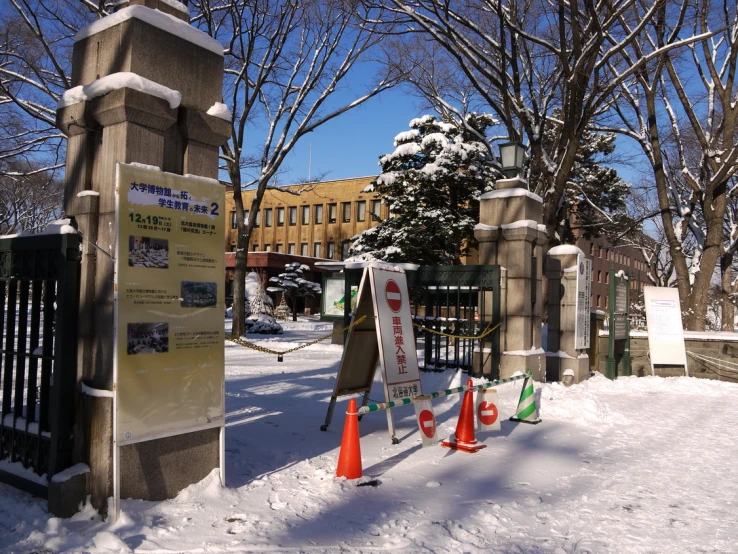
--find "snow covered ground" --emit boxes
[1,321,737,553]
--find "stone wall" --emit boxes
[594,330,738,383]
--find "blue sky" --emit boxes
[268,87,425,186]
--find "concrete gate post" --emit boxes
[474,177,547,380]
[545,247,589,383]
[55,0,230,514]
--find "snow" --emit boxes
[183,173,220,185]
[74,5,223,57]
[58,72,181,109]
[503,347,545,356]
[51,464,89,484]
[548,244,584,256]
[2,323,738,552]
[40,219,77,235]
[80,383,114,398]
[76,190,100,198]
[480,188,543,203]
[128,162,161,172]
[114,0,189,14]
[206,102,232,121]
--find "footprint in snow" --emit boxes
[269,492,287,511]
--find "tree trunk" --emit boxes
[292,295,298,322]
[721,253,735,332]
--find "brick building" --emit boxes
[224,176,386,258]
[575,235,651,310]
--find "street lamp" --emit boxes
[499,141,526,178]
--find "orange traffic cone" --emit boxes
[336,398,363,479]
[442,380,487,453]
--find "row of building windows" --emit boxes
[230,200,381,229]
[593,282,646,308]
[248,241,352,260]
[588,244,647,272]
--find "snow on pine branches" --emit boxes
[350,114,500,265]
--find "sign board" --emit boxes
[114,163,225,447]
[476,388,501,432]
[414,399,438,447]
[325,264,423,441]
[574,255,592,349]
[612,273,629,341]
[370,267,422,401]
[643,286,687,370]
[321,275,357,320]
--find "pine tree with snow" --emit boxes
[350,114,499,264]
[267,262,322,322]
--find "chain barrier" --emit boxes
[412,320,500,340]
[227,315,368,361]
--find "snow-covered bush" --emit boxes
[243,272,282,334]
[267,263,322,322]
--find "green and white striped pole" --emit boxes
[509,376,541,424]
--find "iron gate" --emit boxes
[344,265,501,378]
[0,233,80,497]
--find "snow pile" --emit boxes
[539,374,629,425]
[58,72,181,109]
[548,244,585,256]
[206,102,232,121]
[40,219,77,235]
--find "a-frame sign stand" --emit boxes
[320,263,423,444]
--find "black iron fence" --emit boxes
[0,233,80,497]
[344,265,501,378]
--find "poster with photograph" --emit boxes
[115,163,225,446]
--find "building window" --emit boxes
[275,244,283,253]
[288,243,295,255]
[597,270,602,283]
[341,240,351,260]
[342,202,351,222]
[328,203,337,223]
[231,211,238,229]
[253,243,258,251]
[315,205,323,224]
[302,205,310,225]
[264,244,271,252]
[277,207,285,226]
[597,295,602,307]
[289,206,297,225]
[264,208,273,227]
[589,243,595,255]
[357,201,366,222]
[327,242,335,259]
[313,242,321,258]
[300,243,308,256]
[605,272,609,284]
[598,247,603,258]
[255,210,260,227]
[371,200,381,220]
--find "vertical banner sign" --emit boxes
[613,273,629,340]
[476,388,501,432]
[115,163,225,446]
[574,255,592,349]
[369,266,423,401]
[414,399,438,447]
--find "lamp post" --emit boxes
[499,141,526,179]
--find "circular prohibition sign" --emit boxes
[477,401,499,426]
[418,409,436,438]
[385,279,402,313]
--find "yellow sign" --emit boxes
[115,163,225,445]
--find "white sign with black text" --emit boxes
[575,254,592,350]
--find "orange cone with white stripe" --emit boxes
[442,380,486,453]
[336,398,363,479]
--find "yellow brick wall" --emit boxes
[224,176,388,260]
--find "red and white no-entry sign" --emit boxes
[385,279,402,312]
[476,388,501,431]
[419,410,436,438]
[414,399,438,447]
[477,401,498,426]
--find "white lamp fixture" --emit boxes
[499,141,526,178]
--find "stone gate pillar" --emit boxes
[56,0,230,513]
[546,247,590,384]
[474,177,546,380]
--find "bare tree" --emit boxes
[607,0,738,330]
[195,0,400,336]
[366,0,710,247]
